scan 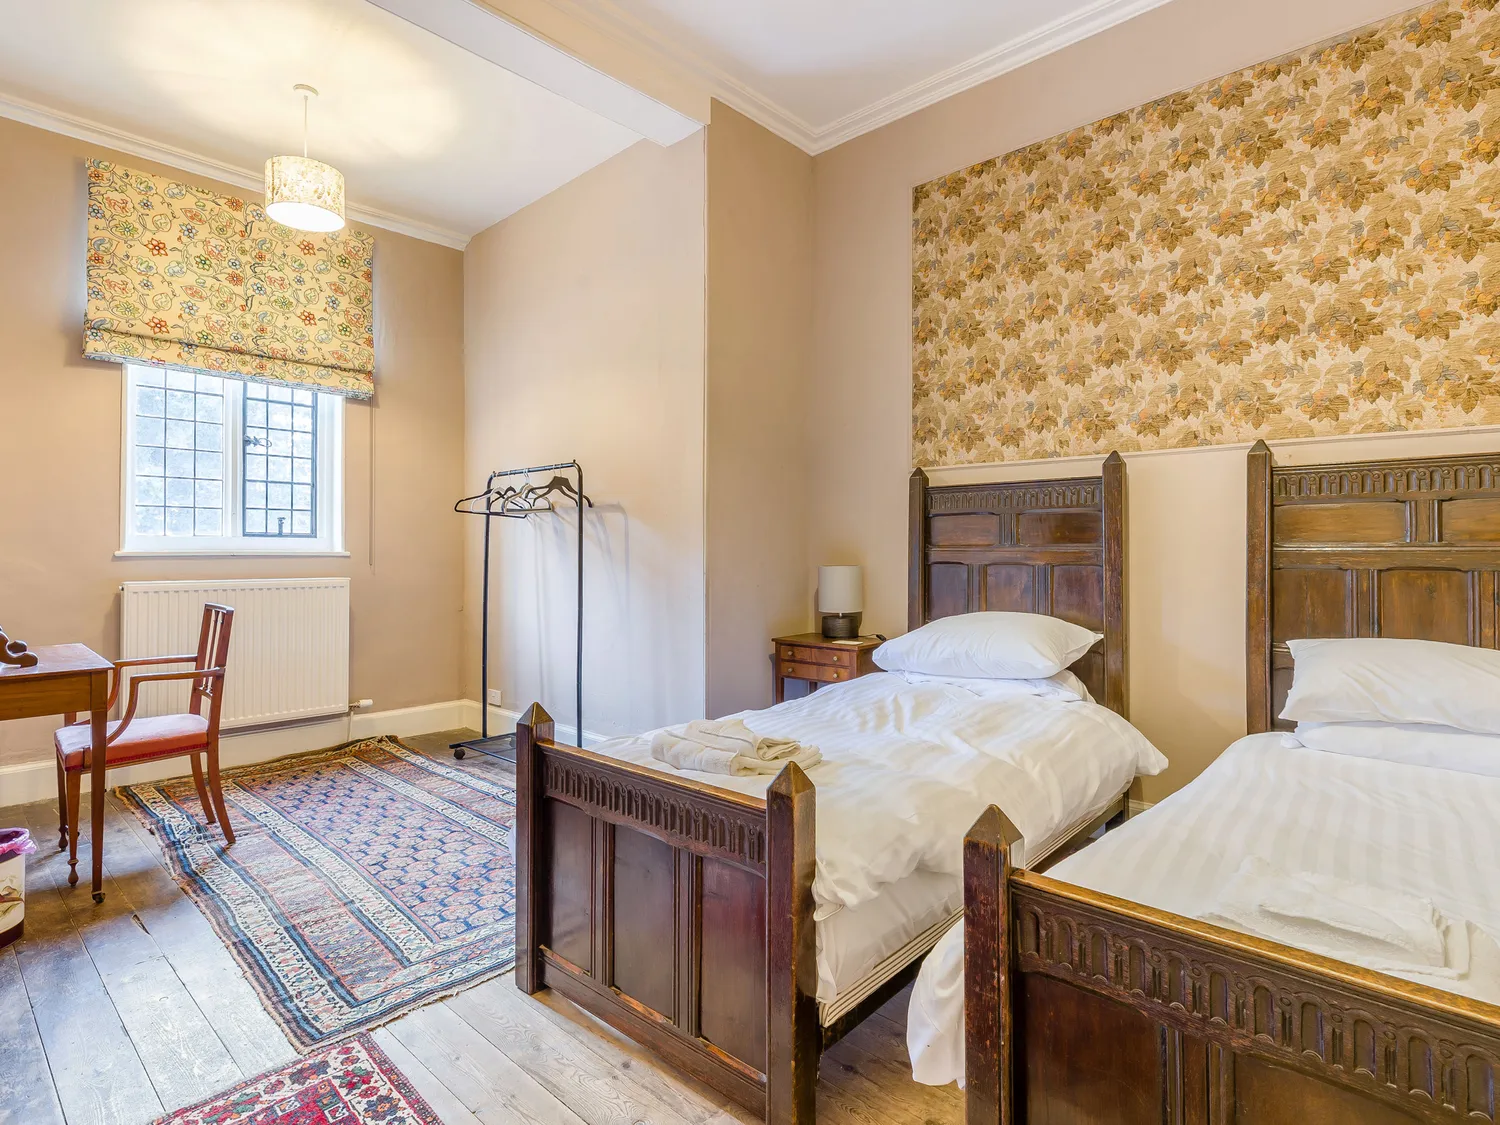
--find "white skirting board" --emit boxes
[0,699,472,809]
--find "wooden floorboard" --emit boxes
[32,802,244,1114]
[370,1026,487,1125]
[12,803,165,1125]
[386,1003,590,1125]
[446,978,708,1125]
[0,945,66,1125]
[0,729,961,1125]
[103,794,298,1077]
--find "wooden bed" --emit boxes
[963,441,1500,1125]
[512,451,1129,1124]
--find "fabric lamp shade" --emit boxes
[264,155,346,233]
[818,566,863,614]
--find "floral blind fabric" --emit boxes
[84,160,375,399]
[913,0,1500,465]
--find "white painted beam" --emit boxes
[368,0,705,147]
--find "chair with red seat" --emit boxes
[55,603,234,885]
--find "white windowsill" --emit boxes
[114,549,351,560]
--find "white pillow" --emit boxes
[1289,721,1500,778]
[873,612,1101,680]
[1281,637,1500,734]
[893,668,1094,703]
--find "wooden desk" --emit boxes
[0,645,112,902]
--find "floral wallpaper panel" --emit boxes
[84,160,375,400]
[913,0,1500,464]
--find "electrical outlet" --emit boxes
[486,688,503,708]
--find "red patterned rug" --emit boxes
[152,1034,440,1125]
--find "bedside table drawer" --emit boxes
[780,643,849,666]
[771,634,881,703]
[779,660,850,684]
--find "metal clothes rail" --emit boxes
[452,461,591,760]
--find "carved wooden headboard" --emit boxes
[1248,440,1500,733]
[907,451,1126,716]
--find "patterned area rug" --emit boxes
[121,736,515,1048]
[151,1033,441,1125]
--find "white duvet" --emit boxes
[909,733,1500,1087]
[592,671,1166,916]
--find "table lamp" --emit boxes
[818,565,863,639]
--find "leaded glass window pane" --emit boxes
[243,383,317,537]
[131,368,225,538]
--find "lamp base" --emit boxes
[820,612,861,639]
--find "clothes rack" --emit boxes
[452,460,591,761]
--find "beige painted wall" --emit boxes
[0,116,466,768]
[807,0,1500,800]
[463,135,708,739]
[705,102,815,717]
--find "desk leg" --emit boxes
[89,671,107,904]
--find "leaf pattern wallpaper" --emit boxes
[913,0,1500,465]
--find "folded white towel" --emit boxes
[651,719,821,776]
[681,718,801,760]
[1203,857,1469,978]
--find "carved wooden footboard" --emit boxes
[513,704,819,1123]
[962,807,1500,1125]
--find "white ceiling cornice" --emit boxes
[0,92,470,250]
[531,0,821,149]
[811,0,1177,153]
[534,0,1177,155]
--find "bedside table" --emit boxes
[772,633,882,704]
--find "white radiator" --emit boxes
[120,578,350,730]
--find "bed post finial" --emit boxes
[1246,441,1273,734]
[767,761,817,1125]
[965,805,1023,1125]
[909,467,929,632]
[514,703,554,995]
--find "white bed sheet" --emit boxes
[814,784,1128,1026]
[909,733,1500,1087]
[817,870,961,1021]
[592,671,1165,915]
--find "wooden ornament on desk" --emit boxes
[0,626,40,667]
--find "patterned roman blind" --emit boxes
[84,160,375,399]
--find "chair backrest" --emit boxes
[191,603,234,727]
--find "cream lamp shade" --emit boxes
[818,565,863,638]
[265,155,346,232]
[264,84,346,233]
[818,566,863,614]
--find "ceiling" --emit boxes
[0,0,653,246]
[542,0,1177,152]
[0,0,1182,241]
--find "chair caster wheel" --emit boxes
[453,747,466,760]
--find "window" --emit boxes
[120,365,344,555]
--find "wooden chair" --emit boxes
[54,604,235,885]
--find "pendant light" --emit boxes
[264,84,346,233]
